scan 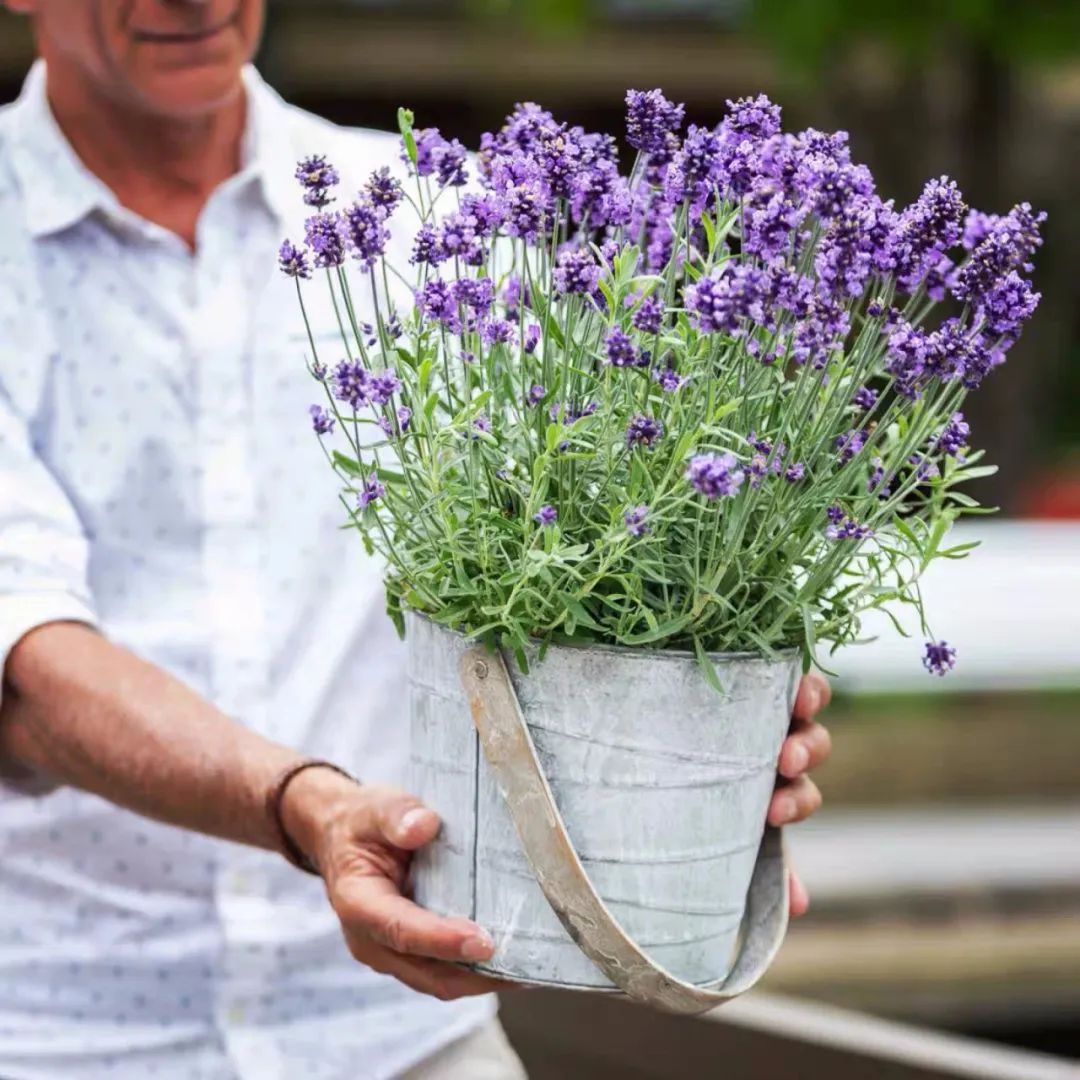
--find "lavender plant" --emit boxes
[279,93,1043,678]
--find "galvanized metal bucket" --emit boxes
[407,614,800,1013]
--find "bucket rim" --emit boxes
[404,610,801,666]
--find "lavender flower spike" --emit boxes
[923,640,957,676]
[358,473,385,509]
[624,505,650,537]
[686,452,744,499]
[534,504,558,527]
[295,154,339,207]
[278,239,311,279]
[625,89,685,154]
[308,404,335,436]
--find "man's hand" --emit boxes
[768,671,832,916]
[283,768,504,1001]
[282,673,832,1000]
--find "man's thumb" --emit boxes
[374,792,441,850]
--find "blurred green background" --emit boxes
[1,1,1077,1072]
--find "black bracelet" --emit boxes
[266,759,360,876]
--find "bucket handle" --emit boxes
[459,644,790,1016]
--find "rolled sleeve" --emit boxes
[0,392,98,701]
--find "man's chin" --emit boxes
[128,67,246,121]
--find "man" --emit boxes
[0,2,833,1077]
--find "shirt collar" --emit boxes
[7,60,294,240]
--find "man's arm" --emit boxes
[0,621,502,1000]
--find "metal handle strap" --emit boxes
[459,645,790,1016]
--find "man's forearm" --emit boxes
[0,622,337,852]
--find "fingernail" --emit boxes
[789,744,809,774]
[399,808,428,835]
[460,933,494,962]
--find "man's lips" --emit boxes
[131,10,239,44]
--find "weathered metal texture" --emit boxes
[407,615,800,997]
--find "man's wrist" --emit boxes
[276,762,361,873]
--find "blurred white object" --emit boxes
[829,521,1080,692]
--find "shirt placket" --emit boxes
[189,214,281,1071]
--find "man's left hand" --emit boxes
[768,671,832,916]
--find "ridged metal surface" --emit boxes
[408,615,800,989]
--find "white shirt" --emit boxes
[0,62,493,1080]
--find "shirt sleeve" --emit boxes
[0,385,98,702]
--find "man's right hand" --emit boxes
[282,767,506,1001]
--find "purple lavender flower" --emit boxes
[624,505,650,537]
[625,89,685,153]
[527,383,546,406]
[380,405,412,438]
[791,296,850,369]
[747,454,770,489]
[665,123,723,209]
[501,177,549,243]
[978,271,1041,338]
[953,202,1046,303]
[365,166,403,213]
[825,507,873,541]
[418,279,459,328]
[835,428,868,463]
[653,364,689,393]
[923,640,956,677]
[885,319,930,398]
[368,369,401,406]
[626,414,663,449]
[523,323,541,354]
[343,199,389,269]
[472,413,492,436]
[436,138,469,187]
[784,462,806,483]
[725,94,782,140]
[604,327,648,368]
[503,275,532,317]
[909,453,940,481]
[453,277,496,315]
[685,264,771,337]
[553,247,600,296]
[572,159,632,229]
[686,452,744,499]
[304,212,346,269]
[480,319,516,347]
[935,412,970,458]
[410,223,446,266]
[550,400,598,425]
[631,293,664,335]
[815,195,891,299]
[309,404,335,435]
[887,177,966,291]
[867,457,891,498]
[852,386,878,411]
[278,239,311,279]
[460,193,505,236]
[332,359,370,410]
[438,211,486,267]
[295,154,339,208]
[311,361,328,381]
[534,504,558,527]
[923,318,988,388]
[411,127,448,177]
[358,472,385,510]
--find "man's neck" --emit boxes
[44,63,246,251]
